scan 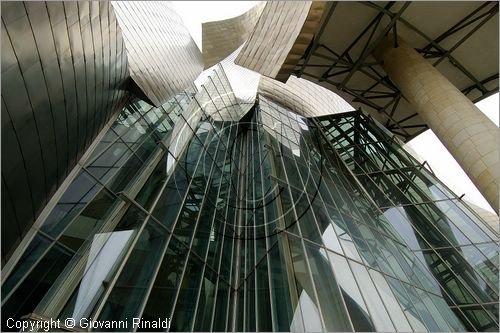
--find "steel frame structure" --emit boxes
[295,1,499,141]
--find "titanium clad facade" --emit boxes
[258,75,355,118]
[112,1,203,106]
[2,65,498,332]
[1,0,204,267]
[234,1,326,82]
[202,2,265,69]
[234,1,313,78]
[1,1,130,265]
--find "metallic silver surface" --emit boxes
[112,1,203,107]
[258,75,355,118]
[202,2,265,69]
[1,1,130,264]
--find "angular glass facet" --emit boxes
[2,66,498,332]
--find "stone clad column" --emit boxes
[373,36,499,212]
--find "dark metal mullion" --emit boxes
[198,123,237,332]
[360,78,392,99]
[462,73,498,95]
[349,87,396,95]
[187,119,234,332]
[384,94,401,127]
[323,2,392,78]
[324,68,351,78]
[161,116,220,333]
[363,92,399,100]
[421,2,493,51]
[313,45,347,63]
[389,112,419,127]
[432,6,498,78]
[255,110,277,331]
[338,2,411,89]
[308,51,399,93]
[399,124,428,129]
[363,1,488,93]
[296,2,338,78]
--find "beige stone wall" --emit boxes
[202,2,265,69]
[374,37,499,212]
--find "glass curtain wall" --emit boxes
[317,111,499,331]
[1,87,195,330]
[2,66,498,332]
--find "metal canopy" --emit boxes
[294,1,499,141]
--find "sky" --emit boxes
[173,1,499,213]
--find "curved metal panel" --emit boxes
[258,75,354,118]
[202,2,265,69]
[234,1,324,80]
[1,1,129,263]
[112,1,204,107]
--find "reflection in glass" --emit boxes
[2,67,497,332]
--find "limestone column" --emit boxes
[373,36,499,213]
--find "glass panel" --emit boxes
[368,269,413,331]
[255,256,273,332]
[139,238,188,331]
[152,164,190,229]
[304,241,353,331]
[348,260,395,331]
[476,242,499,269]
[193,269,217,331]
[458,305,498,332]
[170,254,205,331]
[327,251,376,331]
[385,276,428,331]
[433,248,498,302]
[58,188,118,252]
[211,280,230,332]
[434,200,494,244]
[268,243,294,332]
[86,139,132,186]
[1,244,72,330]
[287,236,323,332]
[2,234,52,297]
[41,171,102,237]
[459,244,499,293]
[58,220,140,322]
[97,221,168,326]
